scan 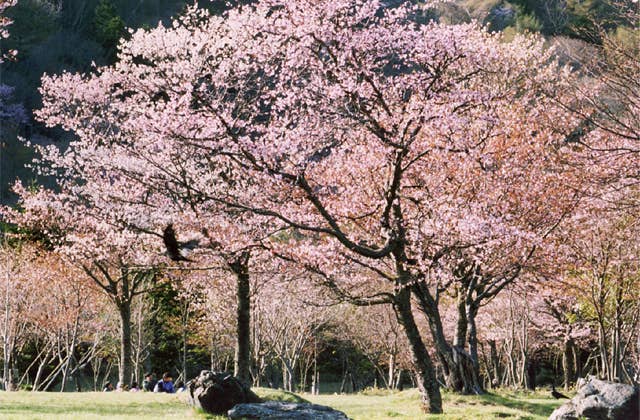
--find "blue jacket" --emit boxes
[154,379,175,393]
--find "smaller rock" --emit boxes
[549,377,639,420]
[549,401,579,420]
[187,370,262,415]
[228,401,350,419]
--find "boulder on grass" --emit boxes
[228,401,350,419]
[549,376,639,420]
[187,370,262,415]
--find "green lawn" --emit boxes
[0,391,194,419]
[0,388,565,419]
[306,389,565,420]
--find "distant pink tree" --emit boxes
[555,198,640,384]
[5,183,159,388]
[0,2,24,126]
[0,0,17,63]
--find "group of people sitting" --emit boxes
[103,372,186,393]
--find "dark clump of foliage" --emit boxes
[93,0,126,58]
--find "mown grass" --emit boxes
[0,391,194,419]
[0,387,566,419]
[306,388,565,420]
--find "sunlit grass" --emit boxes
[305,388,565,420]
[0,387,566,419]
[0,391,194,419]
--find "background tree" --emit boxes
[93,0,126,60]
[6,183,160,388]
[560,201,640,383]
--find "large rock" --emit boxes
[228,401,349,419]
[549,377,639,420]
[187,370,262,415]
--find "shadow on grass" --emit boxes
[479,392,561,417]
[194,407,226,420]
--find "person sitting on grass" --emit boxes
[103,382,114,392]
[142,372,156,392]
[153,372,175,393]
[175,381,186,392]
[130,381,140,392]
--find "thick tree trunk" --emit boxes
[413,282,481,394]
[526,358,536,391]
[230,252,251,385]
[450,346,483,394]
[394,287,442,413]
[454,290,467,349]
[118,301,133,388]
[466,303,483,391]
[573,343,581,380]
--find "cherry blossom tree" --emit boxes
[552,2,639,213]
[5,183,160,388]
[541,1,640,384]
[31,0,586,412]
[0,241,110,391]
[24,252,109,392]
[253,274,335,392]
[340,304,412,390]
[537,285,592,390]
[557,200,640,384]
[0,242,38,390]
[561,1,638,153]
[27,58,282,385]
[0,0,17,63]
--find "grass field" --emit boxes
[306,388,564,420]
[0,387,565,419]
[0,391,193,419]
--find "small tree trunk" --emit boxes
[573,344,581,379]
[3,264,12,391]
[489,340,501,388]
[612,281,624,382]
[388,353,396,390]
[339,361,348,394]
[133,302,145,385]
[395,369,403,390]
[182,300,189,382]
[33,349,52,391]
[210,336,215,371]
[313,340,319,394]
[60,314,80,392]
